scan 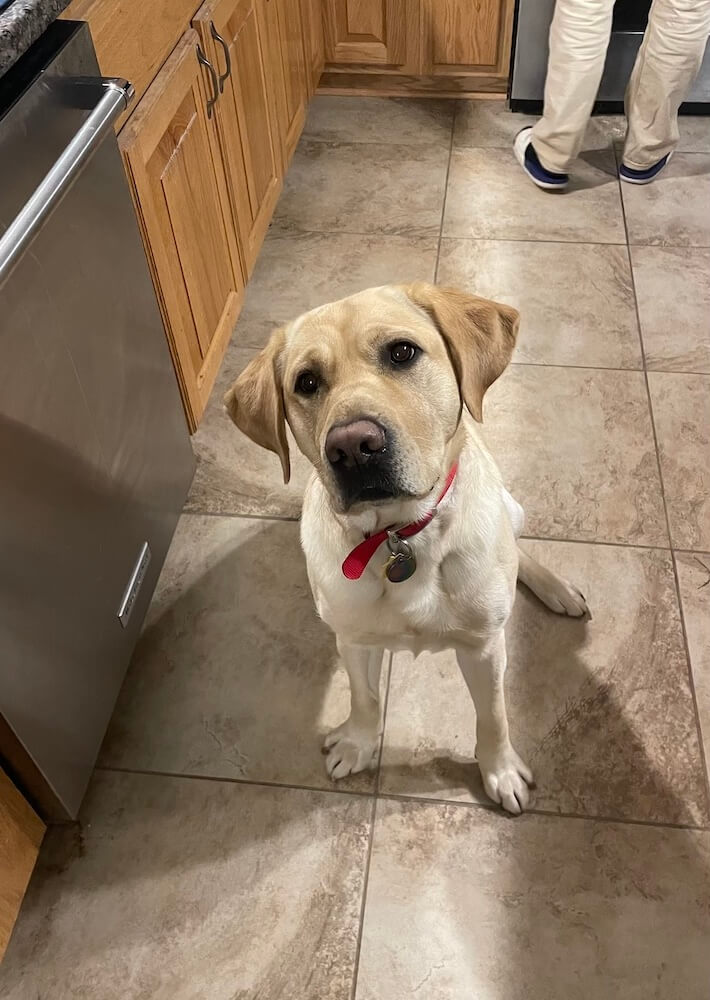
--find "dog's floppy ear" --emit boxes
[406,282,520,422]
[223,329,290,483]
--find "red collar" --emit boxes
[342,463,458,581]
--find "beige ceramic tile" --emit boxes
[235,231,438,350]
[303,95,454,146]
[676,116,710,153]
[631,247,710,373]
[454,100,624,150]
[438,239,641,368]
[273,140,448,238]
[356,798,710,1000]
[648,372,710,550]
[0,772,370,999]
[443,147,625,244]
[101,515,382,792]
[622,154,710,247]
[380,540,708,825]
[482,365,666,545]
[185,346,309,517]
[676,551,710,768]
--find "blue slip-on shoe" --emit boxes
[513,126,569,191]
[619,152,672,185]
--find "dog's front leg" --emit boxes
[323,639,384,780]
[456,633,533,814]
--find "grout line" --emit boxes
[433,102,457,281]
[95,764,374,799]
[264,226,709,252]
[510,360,710,376]
[376,791,710,832]
[615,141,710,816]
[349,796,378,1000]
[350,652,393,999]
[671,547,710,817]
[375,652,395,798]
[518,533,668,552]
[180,508,300,524]
[94,764,709,833]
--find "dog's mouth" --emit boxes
[356,485,399,502]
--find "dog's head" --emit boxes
[224,283,519,513]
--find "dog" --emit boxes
[224,283,589,814]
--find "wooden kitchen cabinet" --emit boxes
[300,0,325,96]
[419,0,514,84]
[0,769,44,961]
[120,29,245,429]
[322,0,416,71]
[320,0,514,95]
[193,0,283,277]
[269,0,309,164]
[60,0,202,132]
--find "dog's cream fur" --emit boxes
[225,284,588,814]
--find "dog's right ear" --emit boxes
[223,329,291,484]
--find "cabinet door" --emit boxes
[300,0,325,95]
[322,0,416,71]
[194,0,283,277]
[120,29,245,429]
[0,769,44,961]
[420,0,514,81]
[269,0,309,164]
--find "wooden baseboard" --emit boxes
[317,70,508,98]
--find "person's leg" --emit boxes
[531,0,616,174]
[623,0,710,173]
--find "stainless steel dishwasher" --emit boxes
[0,20,196,819]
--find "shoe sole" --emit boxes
[619,151,673,185]
[513,129,569,191]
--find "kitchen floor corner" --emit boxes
[3,98,710,999]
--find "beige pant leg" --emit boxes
[623,0,710,169]
[531,0,616,174]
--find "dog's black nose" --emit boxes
[325,420,386,468]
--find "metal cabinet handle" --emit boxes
[210,22,232,93]
[196,44,219,118]
[0,79,133,288]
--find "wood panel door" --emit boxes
[420,0,514,82]
[0,769,45,961]
[120,29,245,429]
[269,0,309,164]
[322,0,417,71]
[300,0,325,95]
[194,0,283,277]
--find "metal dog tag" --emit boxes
[384,532,417,583]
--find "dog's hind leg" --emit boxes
[517,547,590,618]
[503,487,590,617]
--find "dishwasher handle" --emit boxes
[0,78,134,288]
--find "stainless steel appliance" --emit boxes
[0,21,195,819]
[511,0,710,112]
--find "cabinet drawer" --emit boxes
[61,0,203,131]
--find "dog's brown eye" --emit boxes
[295,370,319,395]
[389,341,418,365]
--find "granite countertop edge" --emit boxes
[0,0,73,78]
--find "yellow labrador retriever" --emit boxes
[225,284,588,814]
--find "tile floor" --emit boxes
[3,98,710,999]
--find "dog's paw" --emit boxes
[477,745,533,815]
[538,575,590,619]
[323,722,379,780]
